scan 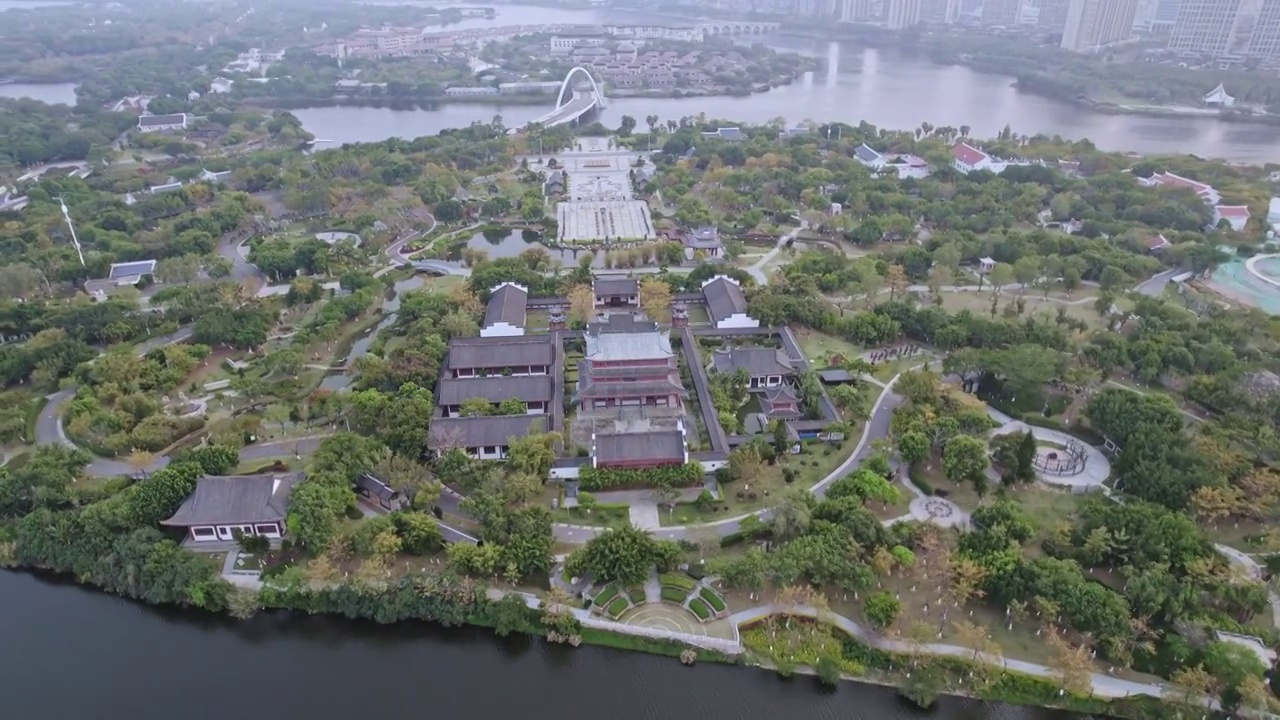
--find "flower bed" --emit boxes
[699,587,726,613]
[688,597,712,621]
[605,596,630,618]
[592,584,618,608]
[661,586,689,603]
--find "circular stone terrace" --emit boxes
[618,604,735,640]
[990,420,1111,491]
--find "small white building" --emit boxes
[952,142,993,174]
[1204,83,1235,107]
[1268,197,1280,227]
[978,257,996,273]
[701,275,758,329]
[480,282,528,337]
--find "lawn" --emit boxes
[686,304,710,326]
[232,454,297,475]
[660,440,857,526]
[1010,485,1091,541]
[1206,519,1280,554]
[909,462,984,512]
[526,309,549,331]
[551,502,630,529]
[935,289,1128,334]
[660,573,698,592]
[794,327,865,368]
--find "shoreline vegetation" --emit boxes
[0,565,1203,720]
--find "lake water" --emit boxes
[0,0,75,9]
[319,274,425,392]
[453,227,605,266]
[292,4,1280,161]
[0,569,1070,720]
[0,81,77,105]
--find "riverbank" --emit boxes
[0,559,1199,719]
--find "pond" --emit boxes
[450,227,606,268]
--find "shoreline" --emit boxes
[772,28,1280,129]
[0,563,1198,720]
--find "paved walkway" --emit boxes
[745,223,805,286]
[987,409,1111,492]
[629,503,661,531]
[726,603,1174,701]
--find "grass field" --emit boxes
[935,289,1129,333]
[551,502,631,529]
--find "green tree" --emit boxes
[943,435,989,493]
[865,591,902,630]
[565,525,667,586]
[897,430,930,465]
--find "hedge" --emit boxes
[578,461,704,491]
[661,586,689,603]
[700,587,726,613]
[660,573,698,592]
[688,597,712,620]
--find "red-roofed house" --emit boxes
[951,142,992,174]
[1145,234,1171,253]
[1213,205,1251,232]
[1139,172,1221,205]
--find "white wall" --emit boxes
[479,322,525,337]
[715,313,760,330]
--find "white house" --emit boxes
[1204,83,1235,107]
[160,472,302,543]
[856,144,931,179]
[1213,205,1251,232]
[951,142,993,174]
[1139,172,1221,206]
[701,275,758,329]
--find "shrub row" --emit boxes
[688,597,712,620]
[659,573,698,592]
[700,587,726,613]
[578,461,704,491]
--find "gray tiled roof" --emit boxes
[428,414,546,449]
[593,277,638,297]
[585,329,673,362]
[437,375,552,405]
[594,430,685,464]
[447,336,554,371]
[854,143,882,163]
[702,276,749,323]
[161,472,303,527]
[108,259,157,281]
[138,113,186,127]
[579,377,683,399]
[357,473,402,503]
[484,283,528,329]
[712,347,795,377]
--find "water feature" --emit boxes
[0,569,1069,720]
[0,81,77,105]
[450,227,605,267]
[289,5,1280,161]
[318,275,424,392]
[0,0,74,9]
[1207,254,1280,314]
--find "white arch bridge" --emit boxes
[520,66,605,131]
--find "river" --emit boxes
[0,570,1072,720]
[291,3,1280,162]
[0,81,76,105]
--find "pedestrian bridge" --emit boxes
[695,21,780,36]
[520,66,604,130]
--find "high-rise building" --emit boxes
[1061,0,1140,50]
[1168,0,1244,55]
[921,0,962,21]
[1039,0,1075,30]
[887,0,923,25]
[981,0,1023,24]
[1247,0,1280,58]
[841,0,879,20]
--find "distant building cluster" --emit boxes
[560,43,752,90]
